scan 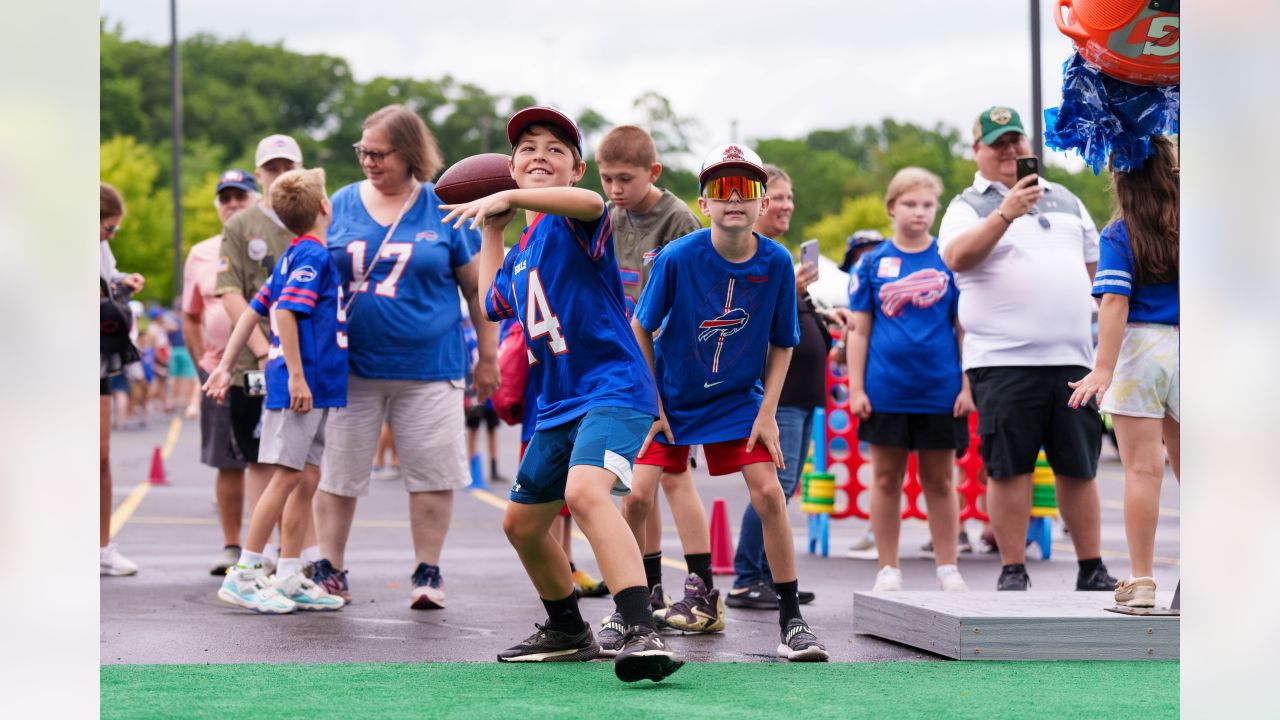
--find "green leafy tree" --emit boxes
[802,194,891,258]
[100,136,174,301]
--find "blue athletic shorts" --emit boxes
[511,406,654,505]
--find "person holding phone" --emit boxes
[938,106,1117,593]
[726,164,821,610]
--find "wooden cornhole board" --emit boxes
[853,591,1179,660]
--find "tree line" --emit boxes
[101,21,1112,301]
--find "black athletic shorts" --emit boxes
[856,411,970,452]
[228,385,265,464]
[465,404,499,431]
[966,365,1101,480]
[100,377,111,396]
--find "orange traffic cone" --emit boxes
[710,498,735,575]
[148,445,168,485]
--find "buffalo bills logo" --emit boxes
[288,265,318,284]
[722,145,746,161]
[698,308,750,342]
[878,269,949,317]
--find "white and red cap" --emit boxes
[506,106,583,156]
[698,143,767,186]
[254,134,303,168]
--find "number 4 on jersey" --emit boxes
[526,269,567,355]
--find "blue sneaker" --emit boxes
[410,562,446,610]
[217,565,295,614]
[311,559,350,603]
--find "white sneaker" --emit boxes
[872,566,903,591]
[217,565,296,614]
[936,564,969,592]
[274,570,345,611]
[100,544,138,576]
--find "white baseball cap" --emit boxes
[698,143,767,186]
[254,134,303,168]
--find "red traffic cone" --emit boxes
[710,498,735,575]
[148,445,168,485]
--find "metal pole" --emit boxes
[170,0,183,300]
[1030,0,1044,161]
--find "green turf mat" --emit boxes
[102,661,1178,719]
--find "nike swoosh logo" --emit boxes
[703,381,723,388]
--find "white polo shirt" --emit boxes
[938,172,1100,370]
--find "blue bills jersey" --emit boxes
[848,238,961,414]
[1092,220,1179,325]
[485,209,658,430]
[635,229,799,445]
[327,182,478,381]
[249,236,348,410]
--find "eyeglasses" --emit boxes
[353,144,396,164]
[103,223,119,236]
[701,175,764,201]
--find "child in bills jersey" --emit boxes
[440,106,682,684]
[204,168,347,614]
[631,143,829,662]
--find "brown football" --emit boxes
[434,153,518,204]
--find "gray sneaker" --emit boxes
[210,546,241,576]
[597,612,627,657]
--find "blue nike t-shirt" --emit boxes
[485,208,658,430]
[848,238,960,414]
[249,236,348,409]
[635,229,800,445]
[1092,220,1179,325]
[327,182,479,381]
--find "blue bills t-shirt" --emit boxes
[249,236,348,409]
[635,229,800,445]
[849,238,960,414]
[485,208,658,430]
[327,182,479,381]
[1092,220,1179,325]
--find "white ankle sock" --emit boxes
[236,549,264,568]
[277,558,303,578]
[936,564,960,577]
[1127,576,1155,583]
[263,543,279,561]
[300,545,321,563]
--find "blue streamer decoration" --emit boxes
[1044,52,1179,174]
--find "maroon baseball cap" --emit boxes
[506,106,583,156]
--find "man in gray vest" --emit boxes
[938,106,1117,592]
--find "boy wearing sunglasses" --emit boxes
[631,144,829,662]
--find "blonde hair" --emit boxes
[364,104,444,182]
[762,164,790,187]
[598,125,657,167]
[101,182,124,219]
[884,167,943,209]
[269,168,328,236]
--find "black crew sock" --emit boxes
[1002,563,1027,575]
[643,552,663,591]
[540,592,585,635]
[1077,557,1103,575]
[774,579,802,627]
[614,585,656,631]
[685,553,714,590]
[490,459,499,476]
[569,562,578,573]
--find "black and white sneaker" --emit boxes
[597,613,627,658]
[613,626,684,683]
[496,623,599,663]
[777,620,829,662]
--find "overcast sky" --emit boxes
[101,0,1087,170]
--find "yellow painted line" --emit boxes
[109,417,183,539]
[128,515,416,529]
[1051,543,1179,567]
[467,487,689,572]
[1102,499,1180,518]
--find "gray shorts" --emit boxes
[257,407,330,471]
[320,375,469,497]
[198,369,247,470]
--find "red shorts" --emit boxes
[636,438,773,477]
[524,440,572,518]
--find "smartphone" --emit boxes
[1016,156,1040,186]
[244,370,267,397]
[800,239,820,276]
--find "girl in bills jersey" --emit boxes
[441,106,681,684]
[1067,135,1180,610]
[845,167,974,593]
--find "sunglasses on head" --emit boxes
[702,175,764,201]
